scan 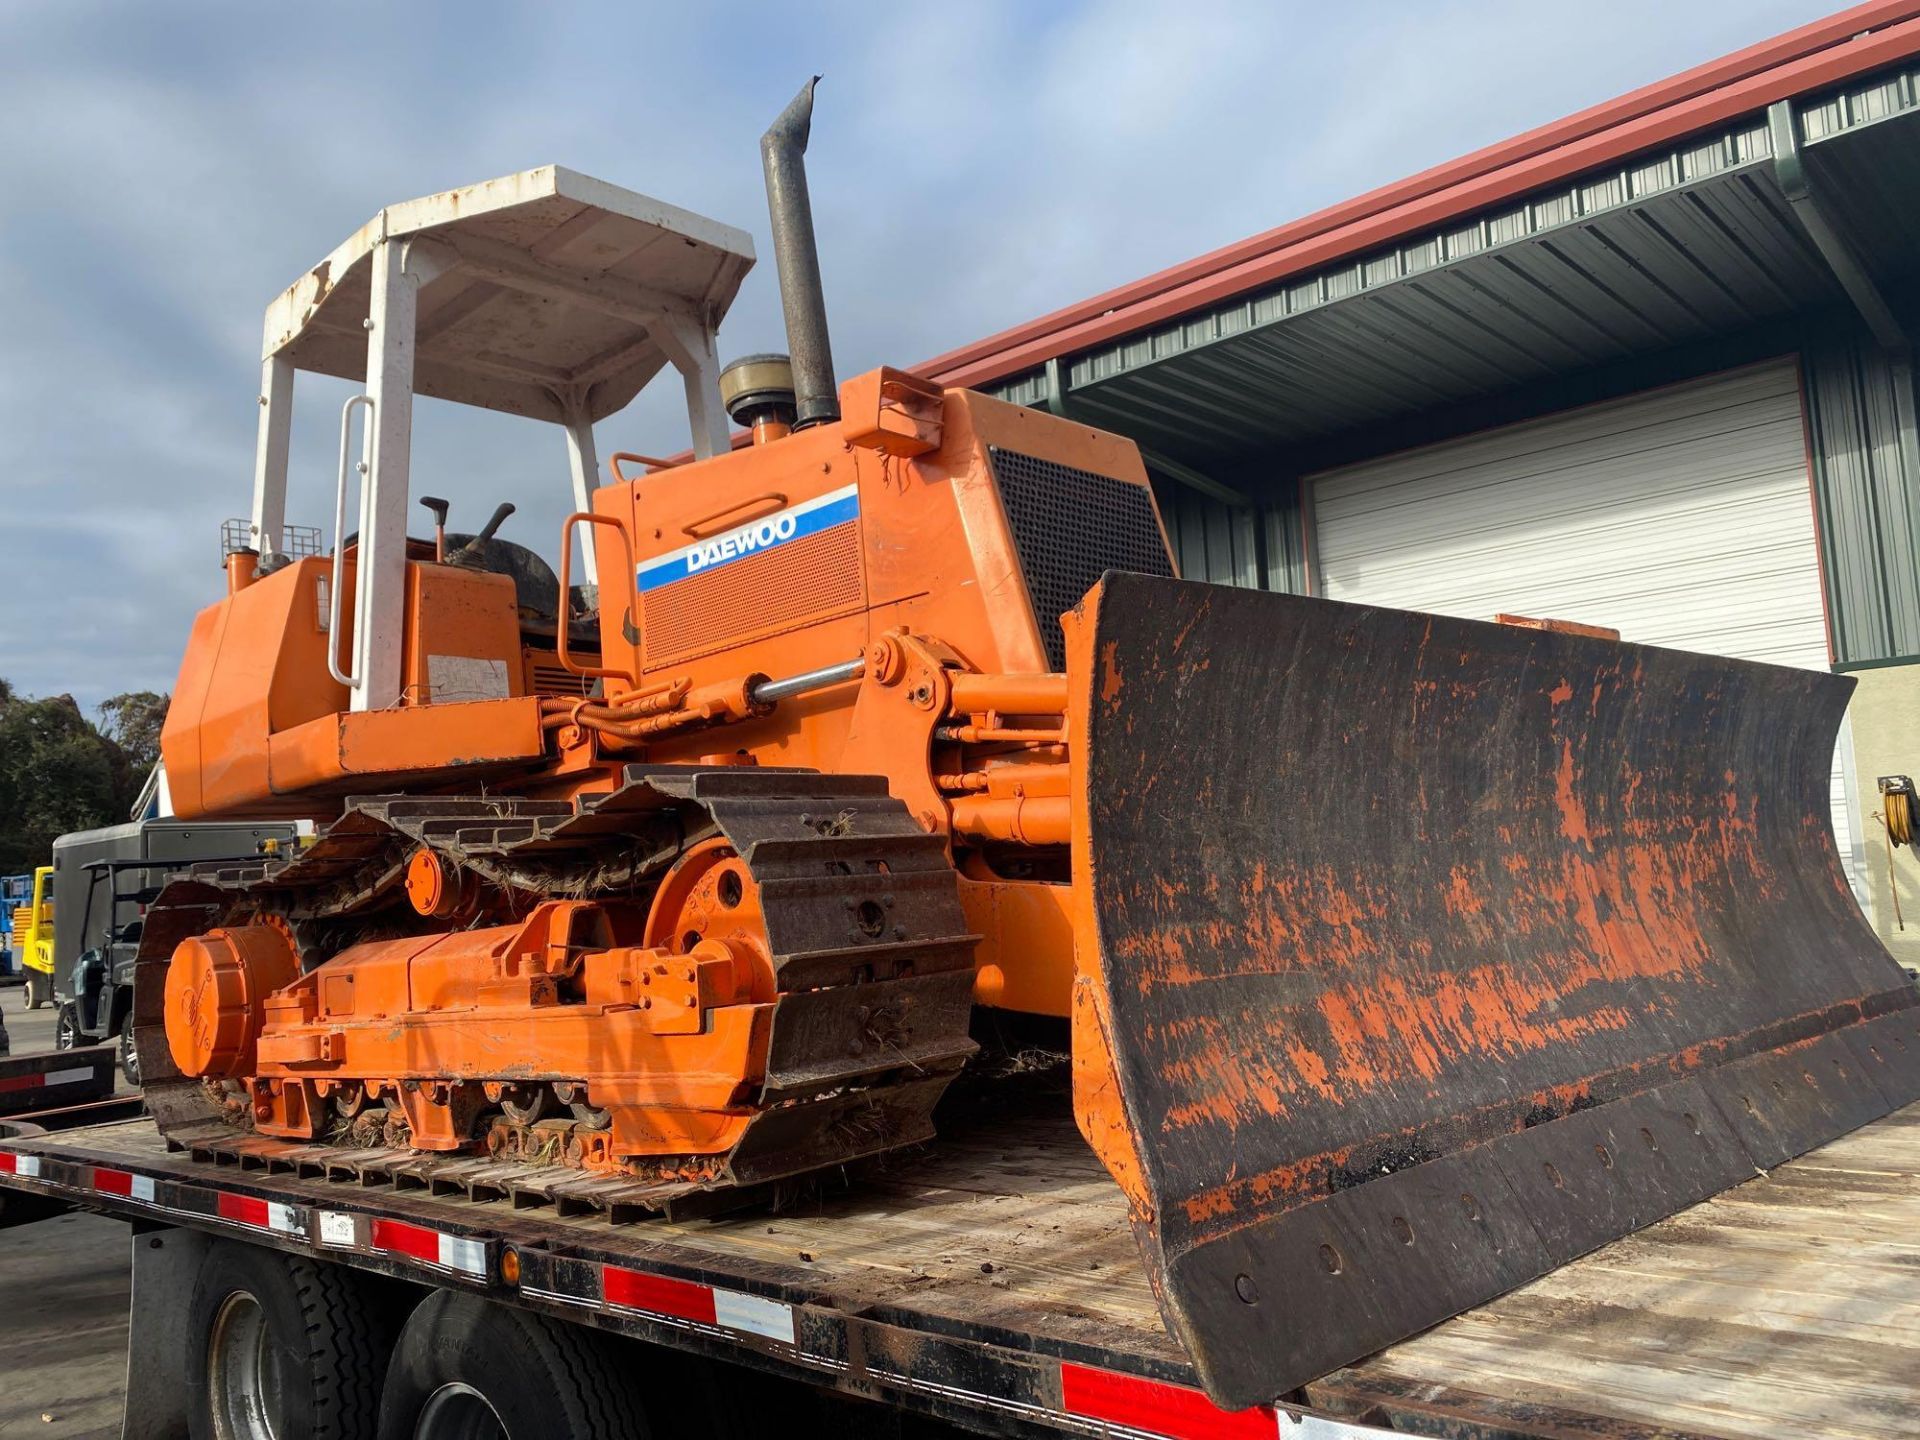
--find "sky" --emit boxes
[0,0,1850,713]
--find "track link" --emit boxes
[133,766,980,1221]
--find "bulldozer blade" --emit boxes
[1063,573,1920,1409]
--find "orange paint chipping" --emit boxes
[1555,738,1593,845]
[1099,640,1125,703]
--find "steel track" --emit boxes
[132,765,980,1221]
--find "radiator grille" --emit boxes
[987,447,1174,670]
[528,660,593,698]
[642,522,864,665]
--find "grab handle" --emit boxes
[328,394,374,689]
[681,492,787,539]
[558,512,638,685]
[607,452,682,485]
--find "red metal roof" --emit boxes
[922,1,1920,391]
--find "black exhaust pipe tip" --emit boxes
[761,77,839,429]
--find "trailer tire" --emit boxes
[377,1291,649,1440]
[186,1240,394,1440]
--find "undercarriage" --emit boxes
[135,768,980,1216]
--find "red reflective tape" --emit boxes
[217,1192,270,1228]
[1059,1363,1274,1440]
[601,1266,717,1325]
[0,1072,45,1094]
[0,1152,16,1174]
[91,1168,132,1197]
[370,1218,441,1265]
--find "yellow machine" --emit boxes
[11,867,53,1010]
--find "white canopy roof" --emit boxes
[261,166,755,425]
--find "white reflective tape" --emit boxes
[130,1174,155,1203]
[267,1202,300,1235]
[712,1289,796,1344]
[1279,1412,1405,1439]
[41,1066,95,1087]
[319,1211,357,1248]
[439,1234,487,1277]
[15,1155,40,1179]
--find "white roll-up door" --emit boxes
[1310,360,1864,900]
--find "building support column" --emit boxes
[1770,99,1920,520]
[1771,97,1920,945]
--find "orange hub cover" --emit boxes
[164,925,300,1078]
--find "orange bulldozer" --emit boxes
[142,81,1920,1407]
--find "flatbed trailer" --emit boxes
[0,1080,1914,1440]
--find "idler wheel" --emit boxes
[164,924,300,1079]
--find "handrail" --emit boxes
[607,451,682,485]
[328,394,374,689]
[557,512,638,685]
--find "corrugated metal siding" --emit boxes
[1152,477,1308,593]
[986,119,1833,461]
[1156,482,1260,587]
[1802,328,1920,664]
[1263,482,1309,593]
[985,60,1920,467]
[982,61,1920,666]
[1054,158,1835,462]
[1799,62,1920,280]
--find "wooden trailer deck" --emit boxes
[4,1090,1919,1439]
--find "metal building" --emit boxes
[925,1,1920,966]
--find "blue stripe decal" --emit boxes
[637,485,859,594]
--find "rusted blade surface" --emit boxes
[1068,573,1920,1409]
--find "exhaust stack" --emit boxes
[761,78,839,429]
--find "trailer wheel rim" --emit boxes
[415,1382,509,1440]
[207,1290,278,1440]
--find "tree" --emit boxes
[98,691,169,775]
[0,689,123,874]
[0,682,169,873]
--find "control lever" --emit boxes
[447,503,516,567]
[420,495,450,562]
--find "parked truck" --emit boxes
[0,84,1916,1440]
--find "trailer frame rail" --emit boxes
[0,1123,1350,1440]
